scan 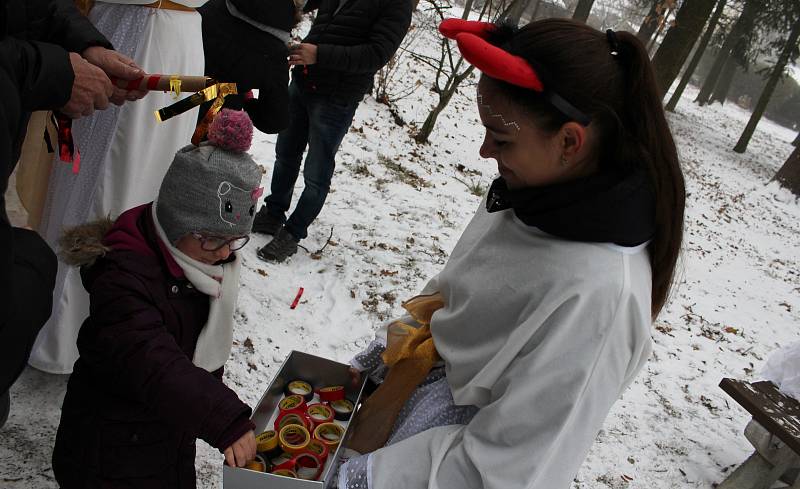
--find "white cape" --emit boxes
[29,5,205,373]
[369,200,654,489]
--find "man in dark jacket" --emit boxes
[0,0,145,427]
[253,0,413,262]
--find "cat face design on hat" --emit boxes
[217,181,263,227]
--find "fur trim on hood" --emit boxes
[58,218,114,267]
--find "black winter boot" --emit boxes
[252,206,284,236]
[257,228,299,262]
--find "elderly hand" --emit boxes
[82,46,147,105]
[223,430,256,467]
[288,43,318,66]
[61,52,113,118]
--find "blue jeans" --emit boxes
[265,81,359,241]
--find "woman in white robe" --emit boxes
[30,0,207,374]
[336,18,686,489]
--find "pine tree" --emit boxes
[695,0,759,106]
[774,144,800,195]
[637,0,663,44]
[572,0,596,21]
[651,0,718,97]
[734,10,800,153]
[666,0,728,111]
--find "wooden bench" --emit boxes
[718,378,800,489]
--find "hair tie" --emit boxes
[606,29,620,58]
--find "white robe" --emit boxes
[29,2,205,374]
[368,200,654,489]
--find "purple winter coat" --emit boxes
[52,204,254,489]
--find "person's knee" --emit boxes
[303,177,331,195]
[275,129,309,164]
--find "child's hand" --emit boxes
[348,367,362,390]
[224,430,256,467]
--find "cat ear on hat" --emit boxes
[207,109,254,153]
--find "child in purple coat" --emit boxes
[52,110,263,488]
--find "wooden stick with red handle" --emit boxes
[110,74,214,93]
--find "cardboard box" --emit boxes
[223,350,367,488]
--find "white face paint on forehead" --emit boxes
[476,86,521,132]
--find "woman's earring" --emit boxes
[560,154,568,167]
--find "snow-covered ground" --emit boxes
[2,9,799,489]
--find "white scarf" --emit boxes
[152,206,242,372]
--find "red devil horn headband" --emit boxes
[439,19,543,91]
[439,18,591,126]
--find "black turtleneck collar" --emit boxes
[485,167,655,247]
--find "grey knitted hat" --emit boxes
[155,109,263,243]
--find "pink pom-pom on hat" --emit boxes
[207,109,253,153]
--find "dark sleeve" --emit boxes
[0,37,74,111]
[0,0,113,113]
[303,0,322,13]
[41,0,112,53]
[245,56,289,134]
[0,48,23,209]
[80,267,253,451]
[315,0,412,74]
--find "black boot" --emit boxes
[257,228,299,262]
[252,207,284,236]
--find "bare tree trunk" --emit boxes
[666,0,727,112]
[709,55,736,104]
[695,0,758,105]
[637,0,661,44]
[646,7,674,54]
[506,0,532,24]
[462,0,476,19]
[651,0,717,98]
[710,16,754,105]
[530,0,543,20]
[572,0,595,21]
[774,144,800,195]
[414,70,472,143]
[734,17,800,153]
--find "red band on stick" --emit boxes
[290,288,304,309]
[146,75,161,90]
[111,75,212,92]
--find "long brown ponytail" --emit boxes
[615,29,685,318]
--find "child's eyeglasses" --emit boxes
[190,232,250,251]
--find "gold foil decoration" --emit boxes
[191,83,238,145]
[154,82,236,123]
[169,75,182,99]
